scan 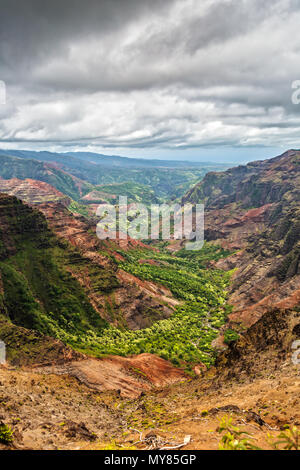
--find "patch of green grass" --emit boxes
[68,201,90,217]
[223,329,240,345]
[0,423,13,444]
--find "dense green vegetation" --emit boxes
[1,227,231,368]
[68,200,90,217]
[0,202,109,338]
[0,243,109,336]
[223,329,240,345]
[55,244,233,369]
[89,167,208,202]
[94,182,160,205]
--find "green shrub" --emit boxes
[269,425,300,450]
[223,329,240,345]
[217,416,260,450]
[0,423,14,444]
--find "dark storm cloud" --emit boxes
[0,0,300,152]
[0,0,173,84]
[140,0,276,56]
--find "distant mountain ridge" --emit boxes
[0,149,228,169]
[0,150,230,204]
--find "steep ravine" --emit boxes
[183,149,300,328]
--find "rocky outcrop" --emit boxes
[183,149,300,327]
[38,353,187,398]
[0,316,83,367]
[0,177,71,206]
[183,149,300,209]
[216,306,300,380]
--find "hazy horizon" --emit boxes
[0,144,290,165]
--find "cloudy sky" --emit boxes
[0,0,300,162]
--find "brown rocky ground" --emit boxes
[1,305,299,450]
[36,353,187,399]
[0,177,70,206]
[0,365,123,450]
[0,359,298,450]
